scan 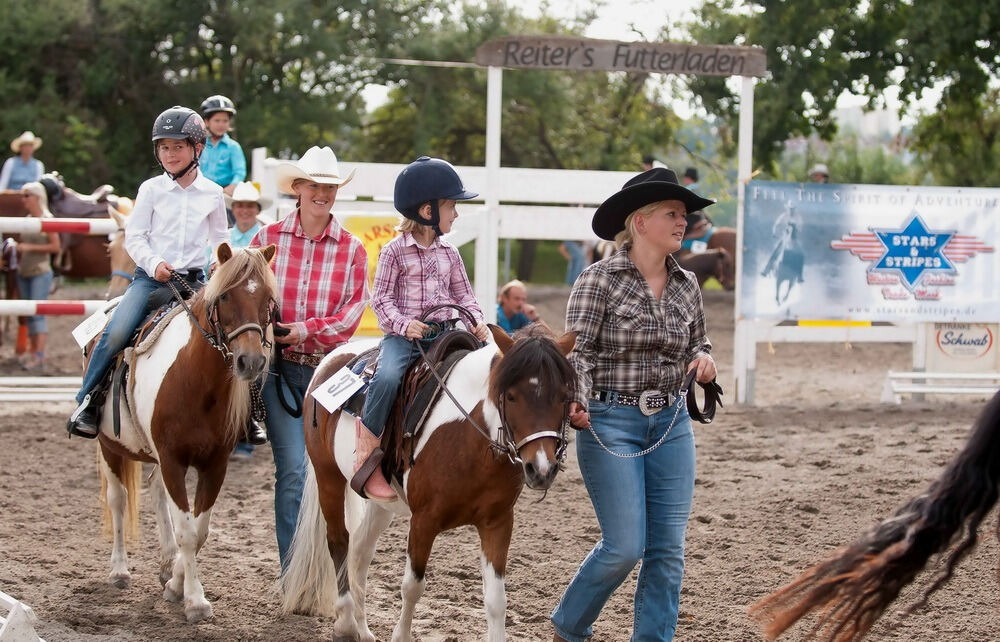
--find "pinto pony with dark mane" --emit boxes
[93,243,277,622]
[750,390,1000,641]
[280,323,576,641]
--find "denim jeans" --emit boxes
[76,269,166,403]
[360,333,434,438]
[564,241,586,285]
[16,270,53,335]
[263,359,315,572]
[551,400,696,642]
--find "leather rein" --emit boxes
[414,303,570,467]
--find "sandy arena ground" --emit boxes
[1,282,998,641]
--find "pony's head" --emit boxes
[715,248,736,291]
[488,323,577,490]
[203,243,278,381]
[105,206,135,298]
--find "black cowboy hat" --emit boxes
[592,167,715,241]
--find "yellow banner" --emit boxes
[340,215,399,336]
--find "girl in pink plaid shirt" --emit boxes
[353,156,489,502]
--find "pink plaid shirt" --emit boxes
[251,211,368,354]
[371,232,483,336]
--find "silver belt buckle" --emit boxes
[638,389,664,416]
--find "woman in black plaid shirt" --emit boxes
[552,167,718,642]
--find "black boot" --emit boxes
[67,395,99,439]
[243,417,268,445]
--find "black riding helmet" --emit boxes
[151,106,207,180]
[200,95,237,117]
[393,156,478,235]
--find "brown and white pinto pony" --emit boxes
[95,243,277,622]
[280,325,576,641]
[750,389,1000,641]
[675,248,736,290]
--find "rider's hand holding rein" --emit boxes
[688,353,717,384]
[153,261,174,282]
[405,319,430,339]
[274,322,302,345]
[472,322,489,341]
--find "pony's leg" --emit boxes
[392,516,438,642]
[149,467,178,587]
[99,447,131,589]
[347,499,394,642]
[477,514,514,642]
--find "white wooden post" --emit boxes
[733,75,756,404]
[477,65,503,323]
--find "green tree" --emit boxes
[910,90,1000,187]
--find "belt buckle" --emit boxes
[638,389,663,416]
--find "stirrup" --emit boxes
[350,448,391,501]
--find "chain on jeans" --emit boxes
[585,392,688,459]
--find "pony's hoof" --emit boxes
[159,568,173,587]
[109,573,130,589]
[162,584,182,603]
[184,600,214,623]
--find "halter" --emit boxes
[415,303,570,467]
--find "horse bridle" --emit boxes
[167,271,273,362]
[414,303,570,467]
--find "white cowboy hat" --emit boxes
[224,181,272,210]
[808,163,829,177]
[10,131,42,153]
[274,146,355,195]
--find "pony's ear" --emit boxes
[555,331,577,356]
[260,244,276,263]
[217,242,233,264]
[108,206,126,230]
[488,323,514,354]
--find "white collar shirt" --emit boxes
[124,171,228,276]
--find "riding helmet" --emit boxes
[200,95,237,117]
[393,156,478,223]
[151,106,207,146]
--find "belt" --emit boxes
[589,389,677,416]
[282,351,325,367]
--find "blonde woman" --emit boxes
[16,181,60,369]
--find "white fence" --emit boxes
[0,590,43,642]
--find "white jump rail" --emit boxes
[881,371,1000,404]
[0,218,117,235]
[0,377,81,403]
[0,589,44,642]
[0,301,105,316]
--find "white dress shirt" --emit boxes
[125,171,228,276]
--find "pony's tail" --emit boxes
[97,448,141,543]
[279,460,342,616]
[750,390,1000,641]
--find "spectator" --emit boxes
[496,279,540,334]
[0,131,45,191]
[199,95,246,197]
[15,181,60,370]
[560,240,586,285]
[641,154,667,171]
[808,163,830,183]
[682,167,700,193]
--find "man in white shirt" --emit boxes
[68,106,228,438]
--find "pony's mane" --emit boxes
[203,247,278,306]
[488,326,575,403]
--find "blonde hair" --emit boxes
[613,199,672,248]
[396,217,419,233]
[498,279,526,301]
[21,181,51,215]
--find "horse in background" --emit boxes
[750,390,1000,641]
[94,243,276,622]
[105,206,134,299]
[280,324,576,641]
[676,248,735,290]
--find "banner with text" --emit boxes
[740,181,999,322]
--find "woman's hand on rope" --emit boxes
[687,354,717,384]
[153,261,173,282]
[275,322,301,345]
[405,319,430,339]
[472,322,489,341]
[568,402,590,430]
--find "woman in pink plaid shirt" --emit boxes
[353,156,489,502]
[251,146,368,571]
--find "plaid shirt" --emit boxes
[251,211,368,353]
[372,232,484,336]
[566,244,712,407]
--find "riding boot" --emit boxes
[243,380,268,445]
[352,418,396,502]
[67,394,99,439]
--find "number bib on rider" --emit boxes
[311,366,365,413]
[689,240,708,254]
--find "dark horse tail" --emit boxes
[750,391,1000,641]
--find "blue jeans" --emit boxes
[16,270,53,335]
[360,333,433,438]
[564,241,586,285]
[551,401,696,642]
[76,269,166,403]
[263,360,315,572]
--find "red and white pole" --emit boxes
[0,218,118,235]
[0,300,105,315]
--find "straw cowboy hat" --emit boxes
[225,181,272,210]
[274,146,355,195]
[10,131,42,153]
[592,167,715,241]
[808,163,829,177]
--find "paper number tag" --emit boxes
[72,308,109,348]
[690,240,708,254]
[311,366,365,413]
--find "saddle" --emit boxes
[349,329,483,487]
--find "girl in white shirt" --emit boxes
[67,106,227,438]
